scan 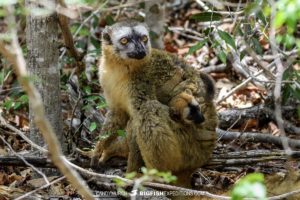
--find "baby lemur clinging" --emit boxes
[91,20,217,186]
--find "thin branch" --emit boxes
[216,69,264,104]
[59,0,109,59]
[57,0,82,61]
[0,5,94,200]
[0,135,50,184]
[200,64,227,73]
[0,114,47,153]
[243,41,275,79]
[268,0,292,155]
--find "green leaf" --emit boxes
[78,26,90,37]
[113,178,126,187]
[190,12,222,22]
[117,129,126,137]
[257,10,267,25]
[148,169,158,175]
[89,122,97,132]
[96,101,107,109]
[231,173,266,200]
[251,38,263,55]
[187,39,208,55]
[3,99,13,110]
[141,167,147,174]
[218,30,237,50]
[13,102,21,110]
[105,15,115,25]
[218,50,227,64]
[86,95,100,101]
[125,172,137,179]
[18,94,28,103]
[83,86,91,94]
[240,50,246,60]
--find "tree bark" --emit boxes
[25,0,65,153]
[145,0,165,49]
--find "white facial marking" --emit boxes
[191,98,199,106]
[133,25,148,36]
[111,27,131,43]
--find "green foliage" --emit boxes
[89,122,97,132]
[2,94,28,111]
[231,173,267,200]
[217,30,237,51]
[264,0,300,49]
[105,15,115,25]
[117,129,126,137]
[125,171,137,179]
[217,50,227,64]
[190,12,222,22]
[140,167,177,184]
[187,39,208,55]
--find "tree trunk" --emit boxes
[145,0,165,49]
[25,0,66,153]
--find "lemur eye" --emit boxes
[141,35,148,43]
[120,37,128,45]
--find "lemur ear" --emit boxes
[200,72,215,102]
[102,26,112,44]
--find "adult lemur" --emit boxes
[91,20,218,186]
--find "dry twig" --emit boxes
[0,6,94,200]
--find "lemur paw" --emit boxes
[169,90,205,125]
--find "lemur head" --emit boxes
[102,21,151,60]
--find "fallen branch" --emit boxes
[2,149,300,168]
[218,105,300,134]
[217,128,300,149]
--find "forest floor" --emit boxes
[0,1,300,200]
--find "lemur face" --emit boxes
[102,22,151,60]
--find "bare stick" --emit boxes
[217,128,300,149]
[0,135,50,184]
[0,6,94,200]
[268,0,292,155]
[57,0,82,61]
[243,42,275,79]
[216,69,264,104]
[0,114,48,153]
[59,0,109,59]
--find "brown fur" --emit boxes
[91,22,217,187]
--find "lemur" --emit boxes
[91,20,218,186]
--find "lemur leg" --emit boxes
[91,110,128,167]
[134,100,183,172]
[126,119,144,173]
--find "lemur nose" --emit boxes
[128,51,146,60]
[135,51,146,59]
